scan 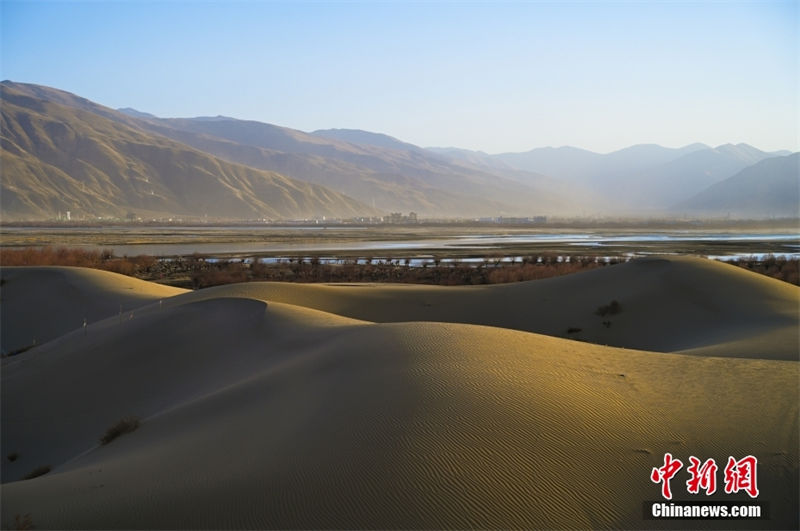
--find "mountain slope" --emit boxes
[675,153,800,218]
[605,143,788,208]
[495,145,604,182]
[494,143,709,181]
[426,146,514,172]
[311,128,425,153]
[117,113,573,216]
[494,142,788,210]
[0,81,376,221]
[28,84,566,217]
[113,114,475,215]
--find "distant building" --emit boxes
[382,212,418,224]
[496,216,547,225]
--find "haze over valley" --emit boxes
[2,80,796,222]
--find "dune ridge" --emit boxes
[0,266,186,355]
[1,257,798,529]
[171,256,800,360]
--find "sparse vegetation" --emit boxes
[3,343,37,358]
[21,465,51,480]
[0,247,615,287]
[723,255,800,286]
[566,327,582,334]
[190,260,248,288]
[3,246,798,288]
[595,300,622,317]
[7,452,19,462]
[0,247,156,277]
[100,416,141,445]
[186,253,615,288]
[14,513,33,530]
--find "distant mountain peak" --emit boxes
[675,153,800,218]
[117,107,158,119]
[426,146,492,156]
[311,128,423,153]
[188,115,239,122]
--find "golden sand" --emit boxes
[1,258,797,529]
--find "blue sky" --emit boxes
[1,1,797,153]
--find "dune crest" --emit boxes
[1,259,797,529]
[177,256,799,360]
[2,299,797,528]
[0,266,186,355]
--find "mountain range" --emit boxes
[675,153,799,218]
[1,80,797,221]
[0,83,374,220]
[484,142,793,211]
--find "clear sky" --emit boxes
[1,0,797,154]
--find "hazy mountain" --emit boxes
[492,142,788,210]
[312,129,424,153]
[495,146,604,181]
[674,153,800,218]
[495,143,709,182]
[3,80,792,221]
[426,147,515,172]
[118,107,159,120]
[603,142,710,169]
[606,143,786,208]
[425,146,606,211]
[112,116,466,214]
[117,112,572,217]
[0,81,376,221]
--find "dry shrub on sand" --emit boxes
[595,300,622,317]
[100,416,141,445]
[21,465,51,480]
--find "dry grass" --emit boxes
[3,343,37,358]
[0,247,156,276]
[595,300,622,317]
[14,513,33,530]
[21,465,51,480]
[100,416,141,445]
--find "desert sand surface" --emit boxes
[0,266,186,356]
[1,257,798,529]
[176,256,799,360]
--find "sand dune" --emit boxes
[177,256,799,360]
[2,297,797,529]
[4,257,795,360]
[0,266,186,355]
[1,259,798,529]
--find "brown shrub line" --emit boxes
[3,247,797,287]
[0,247,157,277]
[724,255,799,286]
